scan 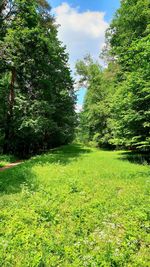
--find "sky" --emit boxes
[48,0,120,111]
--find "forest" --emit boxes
[0,0,150,157]
[76,0,150,152]
[0,0,150,266]
[0,0,76,157]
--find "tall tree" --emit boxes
[0,0,76,156]
[76,1,150,151]
[107,0,150,150]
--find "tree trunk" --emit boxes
[3,67,16,154]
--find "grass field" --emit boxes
[0,144,149,266]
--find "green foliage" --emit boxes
[0,144,149,265]
[77,0,150,151]
[108,0,150,60]
[110,71,150,150]
[0,161,7,167]
[76,57,118,148]
[0,0,76,156]
[0,153,16,167]
[76,56,105,145]
[107,0,150,151]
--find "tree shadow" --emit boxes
[118,151,150,165]
[0,144,91,195]
[0,163,36,194]
[30,144,91,165]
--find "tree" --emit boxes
[75,0,150,151]
[107,0,150,151]
[75,55,114,147]
[0,0,76,156]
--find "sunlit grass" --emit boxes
[0,144,149,266]
[0,161,8,167]
[0,154,17,168]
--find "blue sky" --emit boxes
[50,0,120,22]
[48,1,120,110]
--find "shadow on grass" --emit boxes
[0,144,91,195]
[118,151,150,165]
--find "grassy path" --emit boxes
[0,161,23,172]
[0,155,17,168]
[0,144,149,266]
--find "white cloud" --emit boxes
[53,3,108,72]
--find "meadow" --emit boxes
[0,144,149,266]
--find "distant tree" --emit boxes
[75,55,116,147]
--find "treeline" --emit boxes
[76,0,150,151]
[0,0,76,157]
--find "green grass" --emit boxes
[0,161,8,168]
[0,144,149,266]
[0,154,17,168]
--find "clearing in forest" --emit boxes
[0,144,149,266]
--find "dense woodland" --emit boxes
[76,0,150,152]
[0,0,150,158]
[0,0,76,157]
